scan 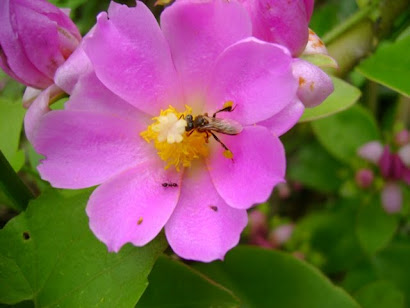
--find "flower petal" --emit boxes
[24,84,62,143]
[161,0,251,104]
[165,163,247,262]
[66,71,150,122]
[292,59,334,108]
[259,99,304,136]
[381,183,402,214]
[33,110,153,188]
[87,161,181,252]
[54,46,93,94]
[207,125,285,209]
[206,38,297,125]
[83,2,183,115]
[357,141,384,164]
[239,0,310,56]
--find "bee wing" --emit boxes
[203,117,243,135]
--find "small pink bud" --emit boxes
[355,168,374,189]
[0,0,81,89]
[394,130,409,147]
[270,224,294,246]
[381,183,402,214]
[277,183,291,199]
[398,144,410,167]
[357,141,384,164]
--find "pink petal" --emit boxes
[0,0,51,88]
[165,163,248,262]
[24,84,61,143]
[292,59,334,108]
[161,0,251,104]
[357,141,384,164]
[207,126,285,209]
[381,183,402,214]
[33,110,153,189]
[54,46,93,94]
[239,0,310,56]
[83,2,183,115]
[206,38,297,125]
[304,0,314,21]
[66,71,150,122]
[86,161,181,252]
[22,87,42,108]
[258,99,304,136]
[13,5,66,79]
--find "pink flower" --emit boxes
[0,0,81,89]
[27,1,300,261]
[236,0,334,108]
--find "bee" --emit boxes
[183,102,242,157]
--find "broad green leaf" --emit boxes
[299,77,361,122]
[287,141,344,192]
[0,189,167,307]
[357,35,410,96]
[354,280,405,308]
[311,105,380,164]
[194,246,360,308]
[301,54,339,68]
[0,98,25,172]
[371,243,410,306]
[136,256,239,308]
[295,199,363,273]
[356,198,398,255]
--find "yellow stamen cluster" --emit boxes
[140,105,209,171]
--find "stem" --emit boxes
[0,151,34,211]
[323,4,375,45]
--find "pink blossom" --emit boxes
[27,1,300,261]
[355,168,374,189]
[235,0,334,108]
[0,0,81,89]
[381,183,402,214]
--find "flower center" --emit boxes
[141,105,209,171]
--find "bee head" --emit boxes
[194,115,208,127]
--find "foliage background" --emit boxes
[0,0,409,307]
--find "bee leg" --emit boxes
[204,131,210,143]
[179,114,185,119]
[187,129,195,137]
[210,132,234,159]
[212,104,237,118]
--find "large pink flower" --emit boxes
[27,0,300,261]
[0,0,81,89]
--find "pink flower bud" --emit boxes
[381,183,402,214]
[355,168,374,189]
[394,130,409,147]
[398,144,410,167]
[270,224,294,246]
[379,146,392,178]
[357,141,384,164]
[0,0,81,89]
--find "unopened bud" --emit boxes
[355,168,374,189]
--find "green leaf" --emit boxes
[311,105,380,165]
[136,256,239,308]
[296,199,363,273]
[357,35,410,96]
[356,198,398,255]
[288,141,344,192]
[354,280,405,308]
[0,98,25,172]
[299,77,361,122]
[371,243,410,305]
[194,246,360,308]
[0,189,167,307]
